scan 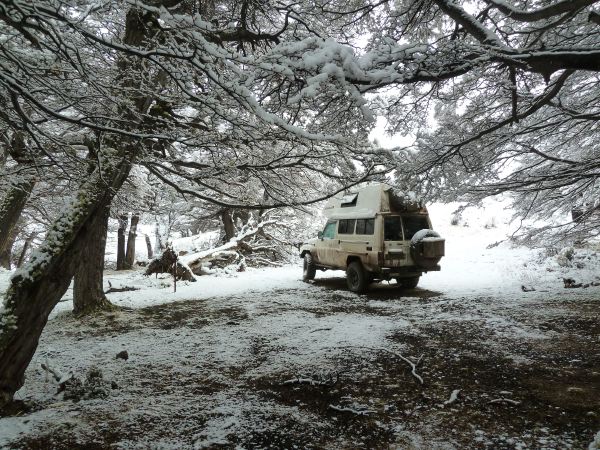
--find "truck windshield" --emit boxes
[402,215,430,239]
[384,216,402,241]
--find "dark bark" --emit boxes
[73,204,114,316]
[0,4,158,410]
[16,232,36,268]
[124,213,139,268]
[0,179,35,259]
[116,214,128,270]
[0,227,18,269]
[145,234,153,259]
[0,132,35,258]
[220,209,235,241]
[0,153,133,410]
[485,0,597,22]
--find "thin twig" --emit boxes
[341,345,424,384]
[377,347,424,384]
[328,404,374,415]
[489,398,521,405]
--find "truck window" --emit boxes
[356,219,374,235]
[402,215,430,239]
[322,221,337,239]
[338,219,356,234]
[384,216,402,241]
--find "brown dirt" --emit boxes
[5,279,600,449]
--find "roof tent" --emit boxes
[323,183,424,220]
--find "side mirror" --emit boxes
[318,231,323,239]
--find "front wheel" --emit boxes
[346,261,368,293]
[303,253,316,281]
[397,276,420,289]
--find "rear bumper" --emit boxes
[379,264,440,276]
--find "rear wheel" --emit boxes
[346,261,368,293]
[397,276,420,289]
[303,253,316,281]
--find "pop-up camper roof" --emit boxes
[323,183,423,220]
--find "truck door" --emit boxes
[316,221,338,266]
[383,216,405,267]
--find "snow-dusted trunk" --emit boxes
[73,204,113,316]
[116,214,128,270]
[0,132,36,260]
[0,177,35,260]
[0,227,18,269]
[16,232,36,268]
[145,234,153,259]
[220,209,235,241]
[124,213,139,268]
[154,222,163,253]
[0,151,132,409]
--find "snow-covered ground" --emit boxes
[1,201,599,449]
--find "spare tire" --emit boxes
[410,229,444,270]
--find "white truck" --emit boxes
[299,183,444,293]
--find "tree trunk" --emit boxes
[0,131,36,258]
[124,213,139,268]
[0,150,133,410]
[16,232,36,268]
[220,209,235,242]
[0,227,18,269]
[0,178,35,259]
[145,234,153,259]
[116,214,128,270]
[0,4,154,410]
[154,222,163,253]
[73,204,114,316]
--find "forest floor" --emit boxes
[1,203,600,449]
[1,268,599,449]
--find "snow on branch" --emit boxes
[484,0,597,22]
[432,0,507,48]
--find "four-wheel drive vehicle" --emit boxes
[299,183,444,293]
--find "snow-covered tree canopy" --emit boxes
[0,0,396,209]
[341,0,599,242]
[2,0,599,232]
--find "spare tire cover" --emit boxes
[410,229,442,269]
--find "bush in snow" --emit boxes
[556,247,575,267]
[62,366,111,402]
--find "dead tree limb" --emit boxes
[180,220,278,274]
[104,280,140,294]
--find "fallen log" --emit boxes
[180,220,278,275]
[104,281,140,294]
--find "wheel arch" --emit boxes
[346,255,362,267]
